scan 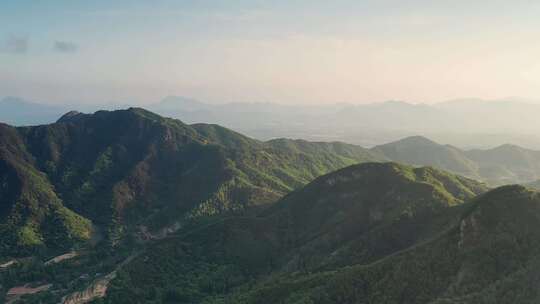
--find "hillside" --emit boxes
[3,108,540,303]
[102,162,488,303]
[5,98,540,186]
[371,136,479,178]
[228,185,540,304]
[0,108,380,256]
[100,165,540,304]
[0,124,92,255]
[372,136,540,186]
[465,144,540,185]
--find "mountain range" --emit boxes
[5,96,540,149]
[372,136,540,186]
[103,164,540,304]
[0,108,383,258]
[1,108,540,303]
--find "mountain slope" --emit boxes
[371,136,479,179]
[0,123,92,255]
[105,180,540,304]
[465,144,540,185]
[0,108,380,256]
[372,136,540,186]
[103,162,488,303]
[272,185,540,304]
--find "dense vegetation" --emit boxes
[0,108,381,257]
[103,169,540,304]
[103,162,491,304]
[2,108,540,304]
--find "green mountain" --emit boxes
[102,162,489,304]
[3,108,540,304]
[371,136,479,178]
[100,163,540,304]
[465,144,540,185]
[0,123,92,255]
[229,184,540,304]
[372,136,540,186]
[0,108,380,256]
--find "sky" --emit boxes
[2,0,540,105]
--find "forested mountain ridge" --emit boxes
[102,164,540,304]
[2,108,540,304]
[371,136,540,185]
[102,162,495,303]
[4,99,540,184]
[7,96,540,149]
[0,108,380,256]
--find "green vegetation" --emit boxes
[0,108,380,257]
[372,136,540,186]
[102,162,492,304]
[103,170,540,304]
[3,108,540,304]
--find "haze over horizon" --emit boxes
[6,3,540,303]
[4,1,540,105]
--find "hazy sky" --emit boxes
[2,0,540,105]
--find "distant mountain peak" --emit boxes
[56,110,84,123]
[392,135,439,146]
[492,143,526,151]
[154,96,209,112]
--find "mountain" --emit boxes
[3,108,540,303]
[465,144,540,185]
[147,97,540,149]
[0,123,92,255]
[7,96,540,148]
[225,184,540,304]
[101,162,490,303]
[100,164,540,304]
[152,96,211,113]
[371,136,479,179]
[372,136,540,186]
[0,97,68,126]
[0,108,380,257]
